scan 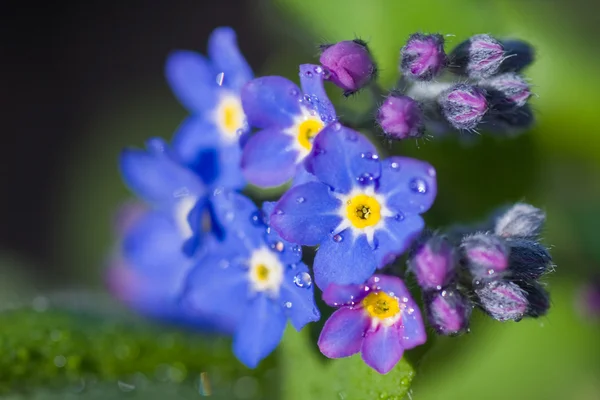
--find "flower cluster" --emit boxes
[109,27,552,374]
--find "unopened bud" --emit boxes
[438,84,488,130]
[408,234,456,290]
[483,103,534,135]
[499,39,535,73]
[449,34,504,79]
[495,203,545,239]
[425,288,472,335]
[377,94,425,140]
[520,281,550,318]
[576,278,600,320]
[319,39,377,96]
[475,280,528,322]
[462,233,509,278]
[507,238,553,280]
[400,33,447,81]
[484,73,531,108]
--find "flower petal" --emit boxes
[322,283,367,307]
[120,139,204,209]
[400,304,427,350]
[270,182,342,246]
[233,295,287,368]
[241,128,300,187]
[377,157,437,215]
[313,230,376,290]
[318,307,369,358]
[280,263,320,330]
[208,27,253,92]
[165,50,217,114]
[305,125,381,194]
[374,215,425,267]
[241,76,302,129]
[172,116,245,190]
[361,325,404,374]
[299,64,337,123]
[292,163,318,187]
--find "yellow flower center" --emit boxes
[346,194,381,229]
[215,95,244,138]
[362,291,401,320]
[297,119,324,150]
[254,264,270,282]
[222,105,238,132]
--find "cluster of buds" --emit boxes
[315,33,536,140]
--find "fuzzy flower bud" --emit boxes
[500,39,535,73]
[462,233,509,279]
[438,84,488,130]
[484,73,531,108]
[408,234,456,290]
[319,39,376,96]
[576,278,600,320]
[520,281,550,318]
[507,238,553,280]
[400,33,447,81]
[475,280,528,322]
[449,34,504,79]
[483,103,534,135]
[495,203,545,239]
[377,94,425,140]
[425,288,472,335]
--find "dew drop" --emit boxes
[322,68,331,79]
[314,65,323,74]
[270,241,285,252]
[291,245,301,255]
[333,122,342,131]
[293,271,313,288]
[250,210,263,225]
[394,212,405,221]
[373,276,380,283]
[390,162,400,170]
[216,72,225,86]
[409,178,428,194]
[333,234,343,242]
[54,355,67,368]
[290,88,299,97]
[275,209,285,215]
[305,71,313,78]
[296,197,305,204]
[236,128,245,136]
[284,301,293,309]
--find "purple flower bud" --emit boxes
[507,238,553,280]
[483,103,534,135]
[500,39,534,73]
[425,288,472,335]
[484,73,531,108]
[400,33,447,81]
[495,203,545,239]
[376,94,425,140]
[319,39,377,96]
[519,281,550,318]
[462,233,509,278]
[408,234,456,290]
[475,280,528,322]
[576,278,600,320]
[438,84,488,130]
[449,34,505,79]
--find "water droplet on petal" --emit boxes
[428,167,436,177]
[409,178,428,194]
[216,72,225,86]
[303,94,311,103]
[305,71,313,78]
[275,209,284,215]
[284,301,293,308]
[293,271,313,288]
[291,245,302,255]
[373,276,380,283]
[333,234,343,242]
[296,197,305,204]
[314,65,323,74]
[394,212,405,221]
[290,88,299,97]
[270,241,285,252]
[250,210,264,225]
[390,162,400,170]
[333,122,342,131]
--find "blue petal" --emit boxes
[280,263,320,330]
[361,325,404,374]
[305,125,381,194]
[120,139,204,209]
[182,250,249,325]
[172,117,245,190]
[233,295,287,368]
[208,27,253,92]
[299,64,337,123]
[374,215,425,268]
[376,157,437,215]
[241,128,300,188]
[165,50,217,114]
[318,307,369,358]
[270,182,342,246]
[292,163,318,187]
[241,76,302,129]
[400,305,427,350]
[261,202,304,265]
[322,283,366,307]
[313,230,376,290]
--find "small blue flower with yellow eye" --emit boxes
[166,27,252,190]
[183,191,320,368]
[240,64,337,188]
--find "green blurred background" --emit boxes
[2,0,599,398]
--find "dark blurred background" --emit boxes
[1,0,599,399]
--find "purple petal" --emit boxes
[280,263,321,331]
[322,283,367,307]
[305,125,381,194]
[292,163,318,186]
[318,307,370,358]
[373,215,425,267]
[241,76,302,129]
[165,50,217,114]
[313,230,377,290]
[241,128,300,188]
[208,27,253,92]
[270,182,342,246]
[299,64,337,123]
[361,325,404,374]
[376,157,437,215]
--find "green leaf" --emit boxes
[280,327,415,400]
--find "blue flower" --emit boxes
[270,125,437,290]
[183,191,320,368]
[240,64,337,188]
[166,27,252,190]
